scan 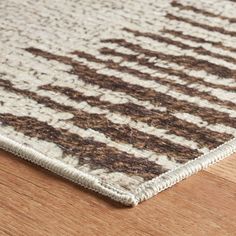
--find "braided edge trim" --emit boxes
[0,132,235,206]
[134,137,236,203]
[0,133,139,206]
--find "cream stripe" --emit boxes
[174,112,236,136]
[100,43,236,87]
[114,59,236,104]
[101,46,236,88]
[187,84,236,104]
[119,61,236,105]
[97,51,236,99]
[167,8,235,32]
[151,58,236,87]
[122,30,236,70]
[52,76,166,112]
[161,30,236,59]
[159,17,236,47]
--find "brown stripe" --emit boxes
[123,27,236,65]
[0,79,200,161]
[171,1,236,24]
[25,47,236,129]
[166,13,236,37]
[161,29,236,54]
[41,83,233,150]
[0,113,167,179]
[73,50,236,112]
[101,38,236,79]
[99,47,236,128]
[100,47,236,92]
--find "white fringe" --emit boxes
[0,132,235,206]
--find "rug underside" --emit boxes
[0,0,236,206]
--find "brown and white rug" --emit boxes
[0,0,236,206]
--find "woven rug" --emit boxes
[1,0,236,206]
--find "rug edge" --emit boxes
[133,138,236,203]
[1,132,236,207]
[0,133,139,206]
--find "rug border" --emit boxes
[133,137,236,203]
[0,133,139,206]
[0,132,235,206]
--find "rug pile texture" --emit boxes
[0,0,236,205]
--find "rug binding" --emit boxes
[0,133,235,206]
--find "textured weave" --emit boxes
[0,0,236,205]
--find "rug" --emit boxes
[0,0,236,206]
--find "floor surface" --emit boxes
[0,149,235,235]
